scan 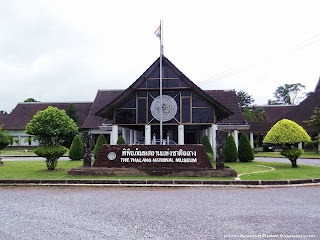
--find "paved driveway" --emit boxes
[0,186,319,240]
[254,157,320,166]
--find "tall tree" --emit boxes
[243,107,268,122]
[305,107,320,133]
[268,83,305,105]
[24,98,39,102]
[236,90,254,110]
[65,103,80,125]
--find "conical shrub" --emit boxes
[201,135,214,155]
[69,134,84,160]
[93,134,107,159]
[238,133,254,162]
[224,134,238,162]
[117,135,126,145]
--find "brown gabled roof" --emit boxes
[254,105,296,123]
[0,111,7,126]
[204,90,245,124]
[82,90,123,129]
[281,91,320,132]
[95,56,234,122]
[2,102,92,130]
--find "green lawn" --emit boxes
[1,160,320,181]
[254,151,320,158]
[226,161,320,180]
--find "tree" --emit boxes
[24,98,39,102]
[0,124,10,150]
[93,134,107,159]
[243,107,268,122]
[25,106,78,170]
[305,107,320,133]
[201,135,214,155]
[236,90,254,110]
[69,134,84,160]
[263,119,310,167]
[224,134,238,162]
[268,83,306,105]
[65,103,80,125]
[63,103,81,148]
[238,134,254,162]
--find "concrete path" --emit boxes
[0,156,71,161]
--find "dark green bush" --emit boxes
[117,135,126,145]
[224,134,238,162]
[0,125,10,150]
[207,152,214,163]
[238,134,254,162]
[69,134,84,160]
[280,148,304,168]
[93,134,107,159]
[34,145,67,170]
[201,135,213,155]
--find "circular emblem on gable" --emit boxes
[107,152,116,161]
[150,95,177,122]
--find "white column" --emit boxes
[211,124,218,160]
[129,130,134,145]
[208,126,213,147]
[145,125,151,145]
[111,125,118,145]
[298,142,303,149]
[133,130,138,144]
[204,128,208,136]
[178,125,184,145]
[250,132,254,149]
[232,130,239,150]
[122,127,127,144]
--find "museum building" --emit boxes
[1,56,248,158]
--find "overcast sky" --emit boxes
[1,0,320,112]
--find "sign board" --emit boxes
[93,144,213,170]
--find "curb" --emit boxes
[1,178,320,188]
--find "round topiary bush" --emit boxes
[201,135,214,155]
[93,134,107,159]
[69,134,84,161]
[224,134,238,162]
[280,148,304,168]
[117,135,126,145]
[238,133,254,162]
[34,145,67,170]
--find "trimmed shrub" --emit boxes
[238,134,254,162]
[207,152,214,163]
[280,148,304,168]
[224,134,238,162]
[69,135,84,160]
[117,135,126,145]
[264,119,310,145]
[93,134,107,159]
[0,125,10,150]
[34,145,67,170]
[201,135,214,155]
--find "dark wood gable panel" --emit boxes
[95,56,233,122]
